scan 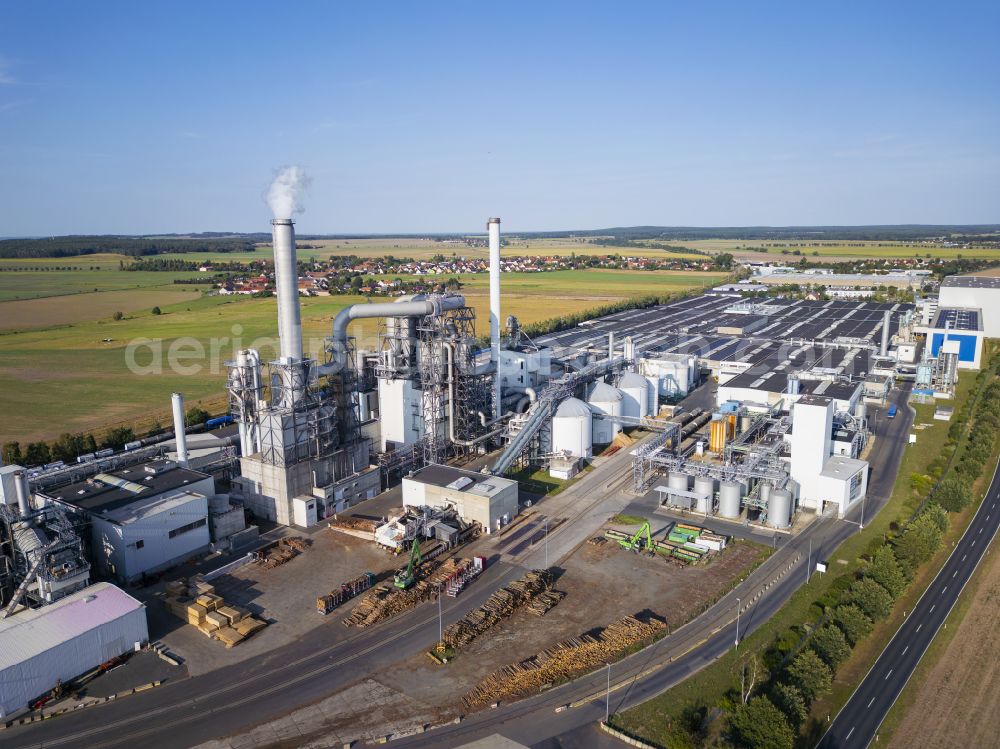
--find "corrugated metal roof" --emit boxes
[0,582,144,671]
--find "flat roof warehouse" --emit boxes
[535,296,913,369]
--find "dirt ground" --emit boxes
[888,543,1000,749]
[377,530,766,712]
[148,530,402,675]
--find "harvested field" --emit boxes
[888,537,1000,749]
[0,287,203,331]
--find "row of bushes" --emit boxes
[727,354,1000,748]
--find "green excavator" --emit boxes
[393,540,424,589]
[617,521,653,553]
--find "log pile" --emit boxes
[328,517,379,533]
[526,589,566,616]
[253,536,309,569]
[342,581,436,627]
[463,614,666,708]
[442,569,558,649]
[341,557,471,628]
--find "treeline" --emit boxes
[1,407,213,467]
[124,257,251,272]
[519,225,1000,242]
[0,236,257,259]
[640,351,1000,749]
[587,238,707,255]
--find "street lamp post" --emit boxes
[735,597,741,649]
[544,518,549,569]
[438,584,443,644]
[807,538,813,584]
[605,662,612,722]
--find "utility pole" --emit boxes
[438,583,443,645]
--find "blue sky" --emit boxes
[1,1,998,235]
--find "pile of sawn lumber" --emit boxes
[163,576,268,647]
[463,614,666,708]
[341,557,468,628]
[254,536,307,569]
[442,569,558,649]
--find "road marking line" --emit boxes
[963,554,968,562]
[885,669,893,680]
[902,645,909,656]
[916,623,923,632]
[942,586,948,594]
[868,696,876,708]
[930,604,936,613]
[846,727,855,740]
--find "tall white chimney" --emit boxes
[171,392,190,468]
[272,218,303,362]
[880,310,891,357]
[608,331,615,361]
[488,217,502,419]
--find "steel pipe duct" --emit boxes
[331,295,467,345]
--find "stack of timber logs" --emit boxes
[442,569,559,649]
[463,614,666,708]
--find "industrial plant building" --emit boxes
[38,460,217,584]
[938,275,1000,337]
[0,582,147,718]
[402,465,518,534]
[3,197,991,667]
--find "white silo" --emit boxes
[618,372,650,419]
[552,397,593,459]
[588,382,624,444]
[644,375,660,415]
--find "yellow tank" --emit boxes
[709,418,727,452]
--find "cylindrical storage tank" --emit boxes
[740,414,752,434]
[668,471,691,493]
[644,375,660,415]
[694,475,716,514]
[855,403,867,422]
[786,478,800,504]
[618,372,650,419]
[552,397,593,459]
[759,481,772,505]
[709,417,727,452]
[718,480,743,518]
[768,489,793,528]
[588,382,624,444]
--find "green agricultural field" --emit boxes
[0,268,724,444]
[154,236,705,264]
[0,268,209,302]
[664,238,1000,261]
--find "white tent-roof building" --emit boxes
[0,582,148,717]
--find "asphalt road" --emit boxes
[2,388,914,749]
[817,458,1000,748]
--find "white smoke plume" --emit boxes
[266,165,311,218]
